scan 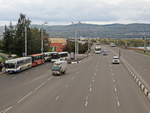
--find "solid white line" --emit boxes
[17,91,32,104]
[56,96,60,101]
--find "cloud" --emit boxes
[0,0,150,25]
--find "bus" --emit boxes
[51,52,60,63]
[58,52,69,60]
[31,53,45,67]
[5,57,32,73]
[43,52,52,62]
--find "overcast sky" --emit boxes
[0,0,150,25]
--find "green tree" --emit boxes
[3,22,15,54]
[14,13,31,56]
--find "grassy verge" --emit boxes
[135,50,150,55]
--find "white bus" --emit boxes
[58,52,69,60]
[44,52,53,62]
[5,57,32,73]
[51,52,61,63]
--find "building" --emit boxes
[48,38,67,52]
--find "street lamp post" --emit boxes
[41,22,48,54]
[25,26,27,56]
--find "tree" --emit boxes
[3,22,15,54]
[14,13,31,56]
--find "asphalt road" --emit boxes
[107,46,150,88]
[0,51,150,113]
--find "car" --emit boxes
[102,50,108,56]
[110,43,116,47]
[112,56,120,64]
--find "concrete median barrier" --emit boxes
[144,88,149,96]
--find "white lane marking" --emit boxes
[92,79,95,83]
[84,96,89,107]
[94,73,96,76]
[48,76,53,81]
[56,96,60,101]
[113,79,116,83]
[12,77,16,79]
[17,91,32,104]
[114,87,117,92]
[89,87,92,92]
[0,106,13,113]
[84,101,88,107]
[117,101,120,107]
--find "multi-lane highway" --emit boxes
[109,46,150,87]
[0,47,150,113]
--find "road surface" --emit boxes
[107,45,150,87]
[0,50,150,113]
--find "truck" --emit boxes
[94,45,102,54]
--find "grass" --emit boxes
[135,50,150,56]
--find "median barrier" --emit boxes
[110,47,150,102]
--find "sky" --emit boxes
[0,0,150,25]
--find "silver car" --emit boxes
[112,56,120,64]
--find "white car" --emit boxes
[112,56,120,64]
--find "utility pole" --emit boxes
[75,31,77,60]
[25,26,27,56]
[41,28,44,54]
[143,36,147,53]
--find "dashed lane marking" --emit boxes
[17,91,33,104]
[113,79,116,83]
[89,87,92,92]
[117,101,120,107]
[84,96,89,107]
[92,79,95,83]
[114,87,117,92]
[56,96,60,101]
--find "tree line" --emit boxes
[1,14,49,56]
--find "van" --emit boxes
[51,61,67,75]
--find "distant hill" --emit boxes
[1,23,150,38]
[32,23,150,38]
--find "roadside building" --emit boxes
[48,38,67,52]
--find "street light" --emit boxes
[24,26,27,56]
[41,22,48,54]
